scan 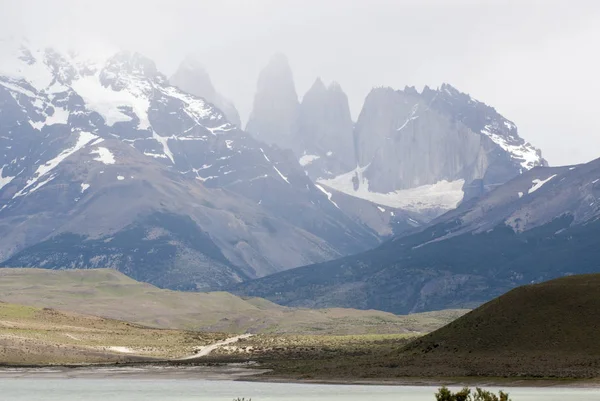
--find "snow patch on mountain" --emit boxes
[481,123,541,170]
[299,154,320,166]
[396,104,419,132]
[318,165,465,213]
[43,107,70,126]
[273,165,290,184]
[315,184,339,209]
[0,166,15,190]
[90,147,116,165]
[528,174,557,194]
[152,132,175,164]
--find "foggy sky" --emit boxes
[2,0,599,166]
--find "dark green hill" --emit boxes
[395,274,600,377]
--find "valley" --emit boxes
[2,269,600,385]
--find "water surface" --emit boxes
[1,378,598,401]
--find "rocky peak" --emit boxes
[297,79,355,178]
[100,51,166,91]
[170,56,241,127]
[318,83,547,219]
[307,77,327,94]
[245,53,300,148]
[171,57,217,100]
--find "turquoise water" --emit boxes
[1,378,598,401]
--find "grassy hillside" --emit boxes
[394,274,600,377]
[0,301,224,365]
[0,268,466,335]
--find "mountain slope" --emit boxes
[0,40,379,289]
[234,157,600,313]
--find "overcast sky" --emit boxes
[2,0,599,166]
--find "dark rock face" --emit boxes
[169,56,242,127]
[0,41,379,290]
[234,158,600,313]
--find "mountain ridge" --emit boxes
[234,156,600,313]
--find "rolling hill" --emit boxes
[394,274,600,377]
[0,268,466,335]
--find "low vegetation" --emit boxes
[199,333,416,379]
[435,387,511,401]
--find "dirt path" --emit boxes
[178,334,253,360]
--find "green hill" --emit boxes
[396,274,600,377]
[0,268,466,335]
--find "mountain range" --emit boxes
[245,54,547,224]
[1,38,581,313]
[0,39,379,290]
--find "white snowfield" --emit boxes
[318,164,465,213]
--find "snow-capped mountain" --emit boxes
[235,157,600,314]
[245,55,546,226]
[0,39,379,289]
[320,84,547,219]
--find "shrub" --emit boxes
[435,387,511,401]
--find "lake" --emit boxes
[1,376,599,401]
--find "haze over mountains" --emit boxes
[2,37,595,316]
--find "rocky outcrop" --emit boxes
[245,53,299,148]
[170,56,241,127]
